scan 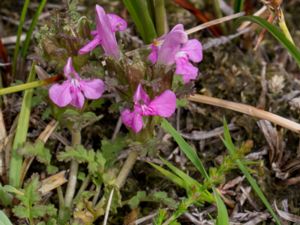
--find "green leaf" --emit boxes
[127,191,147,209]
[0,210,13,225]
[57,145,106,177]
[239,16,300,68]
[9,63,36,187]
[101,137,127,167]
[21,0,47,58]
[213,188,229,225]
[12,0,30,76]
[123,0,157,43]
[161,119,210,180]
[234,0,245,13]
[148,162,186,188]
[222,119,282,225]
[0,185,13,206]
[19,140,51,165]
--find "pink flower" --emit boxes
[148,24,203,83]
[79,5,127,59]
[49,57,105,109]
[121,84,177,133]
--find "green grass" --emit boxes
[9,64,36,187]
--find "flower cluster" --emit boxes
[48,5,203,134]
[79,5,127,59]
[121,84,176,133]
[49,57,104,108]
[149,24,203,83]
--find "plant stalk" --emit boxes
[64,130,81,208]
[0,75,61,96]
[154,0,168,36]
[95,150,138,212]
[115,150,139,188]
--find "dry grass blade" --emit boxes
[189,94,300,133]
[274,201,300,223]
[20,120,58,184]
[0,109,7,177]
[185,12,245,35]
[39,171,67,195]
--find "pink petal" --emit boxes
[148,44,159,64]
[70,88,85,109]
[91,30,97,36]
[170,24,185,32]
[49,81,72,107]
[181,72,198,84]
[121,109,134,128]
[64,57,78,79]
[132,113,143,133]
[157,25,188,65]
[175,55,198,83]
[147,90,176,117]
[121,109,143,133]
[133,84,150,105]
[95,5,120,59]
[107,14,127,32]
[79,36,101,55]
[80,79,105,99]
[180,39,203,62]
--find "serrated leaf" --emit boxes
[101,137,127,167]
[31,204,57,218]
[127,191,147,209]
[19,140,51,165]
[12,206,29,219]
[57,145,106,177]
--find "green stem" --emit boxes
[64,130,81,208]
[57,186,64,209]
[213,0,226,34]
[95,150,138,211]
[74,174,91,203]
[12,0,30,77]
[0,75,61,96]
[115,150,139,188]
[154,0,168,36]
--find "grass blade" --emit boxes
[21,0,47,58]
[148,162,186,188]
[9,63,36,187]
[161,119,209,180]
[234,0,245,13]
[12,0,30,77]
[213,187,229,225]
[123,0,157,43]
[239,16,300,68]
[0,210,13,225]
[222,119,282,225]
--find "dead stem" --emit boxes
[188,94,300,133]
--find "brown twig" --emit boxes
[188,94,300,133]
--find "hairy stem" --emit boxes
[115,150,139,188]
[95,150,138,213]
[64,130,81,208]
